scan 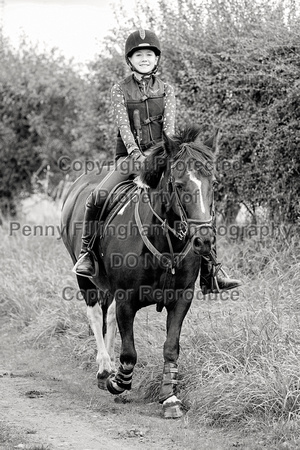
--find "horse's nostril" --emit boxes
[192,236,203,250]
[191,235,212,255]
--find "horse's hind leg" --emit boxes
[76,275,114,389]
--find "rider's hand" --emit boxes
[129,148,142,160]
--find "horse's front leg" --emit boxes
[159,290,193,419]
[106,294,137,395]
[87,302,115,389]
[77,276,115,389]
[104,298,117,373]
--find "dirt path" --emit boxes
[0,322,242,450]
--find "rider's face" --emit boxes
[129,49,158,74]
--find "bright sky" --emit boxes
[1,0,135,64]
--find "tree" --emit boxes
[0,37,105,214]
[89,0,300,223]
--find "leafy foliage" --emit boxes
[1,0,300,224]
[0,38,106,214]
[91,0,300,223]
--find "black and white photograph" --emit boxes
[1,0,299,449]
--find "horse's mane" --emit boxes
[172,126,214,175]
[172,125,202,146]
[140,142,167,188]
[140,125,215,188]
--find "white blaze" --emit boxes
[188,172,206,214]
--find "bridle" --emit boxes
[166,160,213,239]
[134,158,213,274]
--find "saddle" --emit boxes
[85,179,138,281]
[98,179,138,237]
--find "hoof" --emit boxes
[97,370,114,390]
[162,396,183,419]
[106,374,125,395]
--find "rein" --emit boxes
[134,188,193,274]
[134,158,213,275]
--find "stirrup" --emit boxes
[201,260,227,294]
[211,262,223,293]
[203,263,242,294]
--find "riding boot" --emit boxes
[200,249,242,294]
[73,194,100,277]
[73,156,138,277]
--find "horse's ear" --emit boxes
[203,127,222,156]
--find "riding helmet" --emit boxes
[125,29,161,59]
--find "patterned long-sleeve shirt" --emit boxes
[111,75,176,150]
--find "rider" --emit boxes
[73,28,241,294]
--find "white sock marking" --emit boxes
[87,303,113,375]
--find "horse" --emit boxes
[61,125,219,418]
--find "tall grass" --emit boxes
[1,218,88,341]
[2,214,300,445]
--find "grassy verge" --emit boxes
[2,216,300,447]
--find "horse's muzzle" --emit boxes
[190,226,214,255]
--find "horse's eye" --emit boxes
[175,183,184,191]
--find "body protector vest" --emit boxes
[115,75,166,158]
